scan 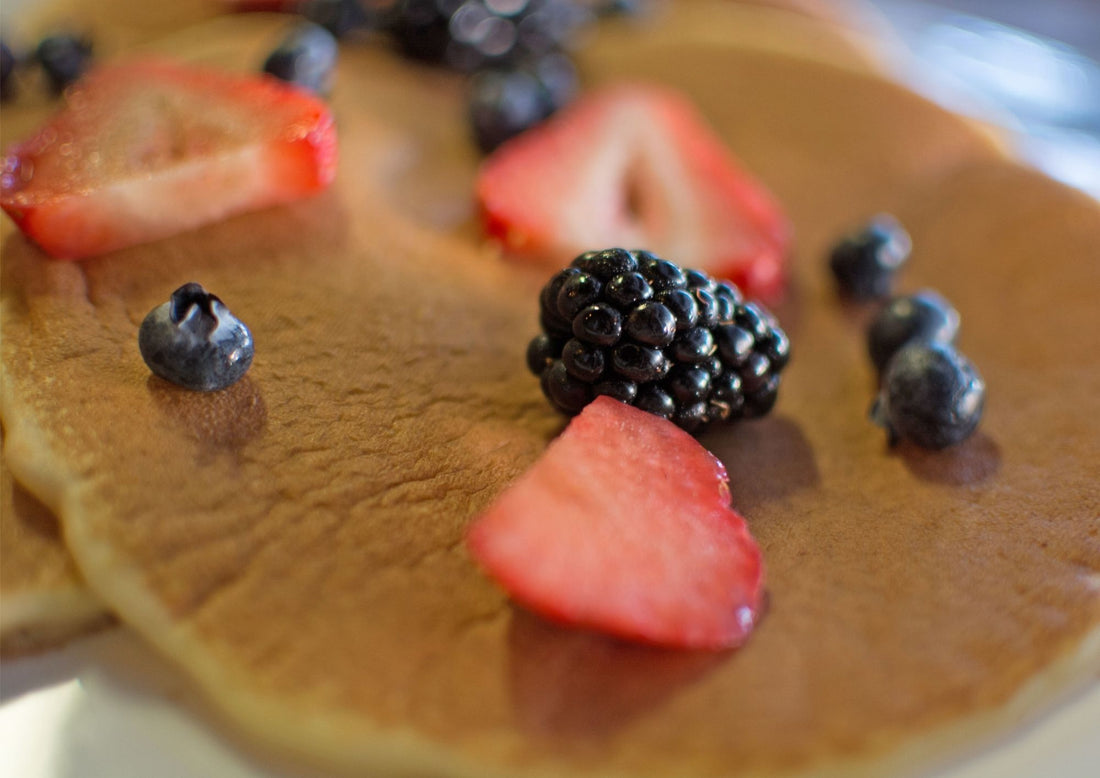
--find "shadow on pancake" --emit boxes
[702,415,819,511]
[146,375,267,462]
[508,608,726,739]
[894,431,1001,486]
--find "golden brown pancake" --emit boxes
[0,439,111,656]
[2,3,1098,778]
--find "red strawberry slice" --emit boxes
[0,59,337,259]
[475,84,789,302]
[468,396,765,650]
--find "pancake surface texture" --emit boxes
[2,2,1099,777]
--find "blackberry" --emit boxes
[139,283,254,392]
[528,249,791,433]
[870,342,984,449]
[300,0,374,39]
[867,290,959,373]
[828,214,911,300]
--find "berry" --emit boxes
[0,59,337,259]
[476,84,790,302]
[139,283,254,392]
[1,41,15,101]
[300,0,373,38]
[870,342,985,449]
[527,249,790,432]
[467,396,765,649]
[263,22,339,94]
[828,214,911,300]
[35,33,93,94]
[867,290,960,372]
[468,54,578,153]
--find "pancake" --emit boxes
[0,438,111,656]
[2,3,1099,778]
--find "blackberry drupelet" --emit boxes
[528,249,791,432]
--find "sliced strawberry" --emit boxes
[468,396,765,650]
[0,59,337,260]
[475,84,790,302]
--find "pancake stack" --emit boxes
[1,1,1097,776]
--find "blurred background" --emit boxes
[867,0,1100,197]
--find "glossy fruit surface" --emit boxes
[467,396,765,649]
[867,290,960,372]
[871,341,984,449]
[139,283,254,392]
[0,59,337,259]
[476,84,790,302]
[262,22,338,94]
[828,214,911,300]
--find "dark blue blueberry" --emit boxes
[35,33,93,94]
[1,41,15,101]
[556,271,601,319]
[871,342,984,449]
[593,378,637,404]
[542,359,591,413]
[656,288,698,331]
[624,301,676,347]
[634,384,675,419]
[301,0,373,38]
[867,290,959,372]
[604,271,652,308]
[714,324,754,367]
[571,247,636,279]
[526,333,563,375]
[669,326,715,364]
[561,338,605,382]
[829,214,911,300]
[611,342,668,383]
[528,50,578,108]
[263,23,338,94]
[572,303,622,346]
[387,0,461,62]
[139,283,254,392]
[515,0,592,57]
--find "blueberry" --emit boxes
[387,0,459,62]
[871,342,984,449]
[624,301,676,347]
[35,33,93,94]
[263,22,338,94]
[1,41,15,101]
[139,283,254,392]
[867,290,960,372]
[469,67,547,153]
[829,214,911,300]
